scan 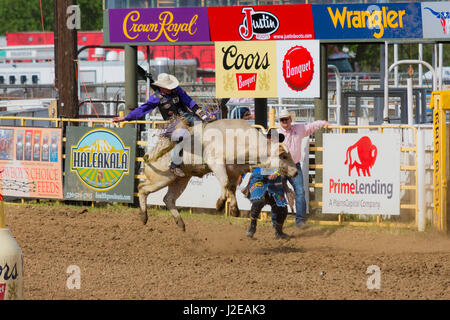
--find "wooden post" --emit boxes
[54,0,78,118]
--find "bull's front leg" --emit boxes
[137,180,153,225]
[163,176,190,231]
[137,171,176,225]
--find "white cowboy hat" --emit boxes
[152,73,179,90]
[278,109,292,119]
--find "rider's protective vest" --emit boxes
[156,91,188,121]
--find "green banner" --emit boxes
[64,127,137,203]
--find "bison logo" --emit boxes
[344,136,377,177]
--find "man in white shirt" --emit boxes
[277,109,330,228]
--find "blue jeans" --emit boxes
[286,163,307,224]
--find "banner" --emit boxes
[215,41,277,98]
[312,3,422,40]
[0,127,63,199]
[422,2,450,39]
[215,40,319,98]
[64,127,137,203]
[108,7,210,43]
[322,133,401,215]
[208,4,314,41]
[277,40,320,98]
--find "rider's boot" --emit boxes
[170,162,185,177]
[246,218,257,238]
[274,223,289,239]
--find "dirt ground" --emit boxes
[3,202,450,300]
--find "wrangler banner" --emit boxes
[312,3,422,40]
[64,127,137,203]
[0,127,63,199]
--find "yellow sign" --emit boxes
[430,91,449,232]
[215,41,277,98]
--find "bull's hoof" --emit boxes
[216,198,226,212]
[176,219,186,232]
[139,211,148,225]
[230,206,240,217]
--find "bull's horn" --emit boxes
[278,143,288,155]
[424,7,442,18]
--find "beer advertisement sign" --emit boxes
[322,133,401,215]
[215,41,277,98]
[64,127,136,203]
[277,40,320,98]
[0,127,63,199]
[215,40,319,98]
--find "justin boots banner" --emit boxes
[215,40,319,98]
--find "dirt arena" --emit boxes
[4,202,450,300]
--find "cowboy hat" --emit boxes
[152,73,179,90]
[278,109,292,120]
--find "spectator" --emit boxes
[277,109,330,229]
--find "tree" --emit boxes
[0,0,103,35]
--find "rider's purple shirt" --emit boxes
[124,87,197,121]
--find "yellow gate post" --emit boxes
[430,91,450,232]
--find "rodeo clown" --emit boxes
[244,129,290,239]
[113,73,209,177]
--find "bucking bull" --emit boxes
[138,118,298,231]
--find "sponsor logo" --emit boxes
[0,283,4,300]
[328,136,392,200]
[70,129,130,191]
[221,45,270,70]
[121,10,199,42]
[424,7,450,35]
[327,6,406,39]
[0,262,19,284]
[236,73,257,90]
[238,7,280,40]
[282,45,314,92]
[344,136,377,177]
